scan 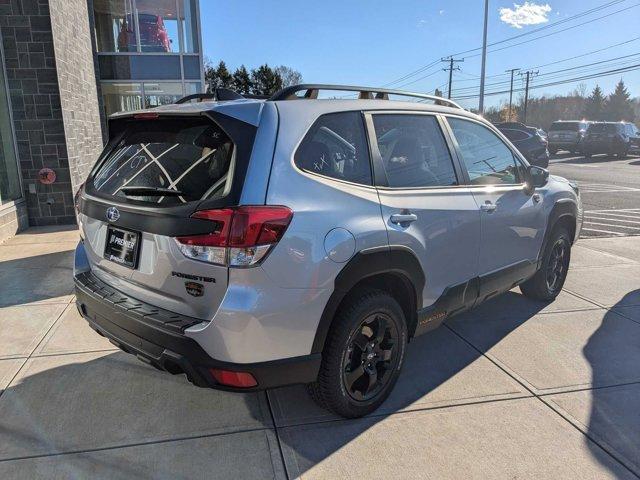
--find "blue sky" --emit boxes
[200,0,640,109]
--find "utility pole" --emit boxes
[505,68,520,121]
[519,70,538,123]
[478,0,489,114]
[441,57,464,99]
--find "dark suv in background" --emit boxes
[547,120,589,154]
[495,122,549,168]
[582,122,638,158]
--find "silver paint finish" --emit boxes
[76,96,583,366]
[376,187,481,306]
[324,228,356,263]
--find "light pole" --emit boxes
[478,0,489,114]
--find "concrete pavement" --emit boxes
[0,227,639,479]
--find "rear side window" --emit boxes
[588,123,616,134]
[372,114,457,188]
[93,118,233,205]
[501,129,530,142]
[294,112,372,185]
[448,117,522,186]
[550,122,580,131]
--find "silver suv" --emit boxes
[74,85,583,418]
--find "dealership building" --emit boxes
[0,0,204,241]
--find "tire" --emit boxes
[520,226,572,301]
[308,289,408,418]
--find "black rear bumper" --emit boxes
[74,271,320,391]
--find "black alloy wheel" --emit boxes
[342,313,399,402]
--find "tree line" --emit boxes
[205,60,303,96]
[484,79,637,130]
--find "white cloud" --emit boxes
[417,19,427,27]
[499,2,552,29]
[439,9,445,15]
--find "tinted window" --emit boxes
[588,123,617,133]
[501,129,529,142]
[372,114,457,188]
[549,122,581,131]
[295,112,372,185]
[93,118,233,205]
[448,118,521,186]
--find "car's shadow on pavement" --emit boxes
[582,290,640,477]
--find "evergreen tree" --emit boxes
[583,85,606,121]
[205,61,233,91]
[250,64,283,96]
[232,65,252,94]
[604,79,635,121]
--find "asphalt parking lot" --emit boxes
[0,226,639,479]
[549,152,640,238]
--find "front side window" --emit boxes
[372,114,457,188]
[294,112,372,185]
[448,118,521,186]
[93,118,233,205]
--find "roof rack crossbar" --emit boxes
[269,84,462,109]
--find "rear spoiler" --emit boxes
[176,89,269,104]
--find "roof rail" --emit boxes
[175,88,268,104]
[268,84,463,109]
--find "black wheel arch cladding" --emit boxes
[311,246,424,354]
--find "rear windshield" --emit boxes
[549,122,581,131]
[93,118,234,206]
[588,123,617,133]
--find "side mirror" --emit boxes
[526,165,549,189]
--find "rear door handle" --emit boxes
[480,202,497,213]
[390,213,418,225]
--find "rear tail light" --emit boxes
[175,206,293,267]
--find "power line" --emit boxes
[461,3,640,60]
[381,0,633,88]
[451,52,640,94]
[451,0,628,57]
[451,36,640,84]
[453,63,640,100]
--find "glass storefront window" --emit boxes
[94,0,137,52]
[184,82,203,96]
[0,49,21,204]
[143,82,184,108]
[102,82,143,116]
[179,0,200,53]
[135,0,179,53]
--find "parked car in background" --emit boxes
[495,122,549,168]
[547,120,589,154]
[626,122,640,155]
[582,122,636,158]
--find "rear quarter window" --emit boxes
[92,118,234,206]
[294,112,372,185]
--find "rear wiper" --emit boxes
[120,186,184,197]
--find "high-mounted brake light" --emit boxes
[175,206,293,267]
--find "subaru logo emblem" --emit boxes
[106,206,120,222]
